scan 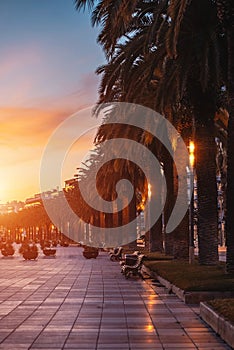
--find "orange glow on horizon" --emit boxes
[0,106,65,203]
[0,102,100,203]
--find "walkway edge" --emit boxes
[200,302,234,348]
[142,265,234,304]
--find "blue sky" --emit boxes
[0,0,104,107]
[0,0,105,202]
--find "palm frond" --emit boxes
[74,0,95,11]
[166,0,189,58]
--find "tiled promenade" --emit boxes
[0,245,231,350]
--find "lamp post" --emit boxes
[148,183,152,252]
[189,140,195,264]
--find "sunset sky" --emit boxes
[0,0,105,203]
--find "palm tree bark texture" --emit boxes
[225,8,234,273]
[195,122,219,265]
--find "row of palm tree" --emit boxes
[0,201,76,243]
[74,0,234,271]
[0,205,51,241]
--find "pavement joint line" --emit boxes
[0,266,57,344]
[29,261,86,350]
[0,246,231,350]
[95,266,110,350]
[61,261,99,350]
[141,273,222,350]
[119,277,133,350]
[18,260,81,349]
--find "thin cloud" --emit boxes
[0,107,68,147]
[0,45,42,79]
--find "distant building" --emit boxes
[0,201,25,214]
[25,189,61,208]
[64,178,77,192]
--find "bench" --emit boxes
[121,254,145,279]
[120,251,140,268]
[109,246,123,261]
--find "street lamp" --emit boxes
[148,183,152,200]
[189,140,195,264]
[148,183,152,252]
[189,141,195,168]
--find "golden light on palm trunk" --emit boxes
[189,141,195,168]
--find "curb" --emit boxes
[142,265,234,304]
[200,302,234,348]
[142,264,234,348]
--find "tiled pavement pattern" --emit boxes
[0,246,231,350]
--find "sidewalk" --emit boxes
[0,246,231,350]
[195,245,226,262]
[218,245,226,262]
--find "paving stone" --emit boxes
[0,246,231,350]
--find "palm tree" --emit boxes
[73,0,194,259]
[64,137,147,248]
[91,2,191,257]
[216,0,234,273]
[75,0,225,264]
[165,0,234,268]
[156,0,225,265]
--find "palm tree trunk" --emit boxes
[163,148,189,259]
[195,122,219,265]
[128,194,138,250]
[150,216,163,252]
[226,24,234,273]
[172,137,189,260]
[163,153,175,255]
[104,212,113,248]
[149,167,164,253]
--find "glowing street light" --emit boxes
[189,141,195,168]
[189,140,195,153]
[148,183,152,200]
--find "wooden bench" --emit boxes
[109,246,123,261]
[121,254,145,279]
[120,251,140,268]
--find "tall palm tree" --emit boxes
[94,109,157,250]
[157,0,224,265]
[216,0,234,273]
[91,2,191,257]
[75,0,225,264]
[165,0,234,268]
[74,0,195,259]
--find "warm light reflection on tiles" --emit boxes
[144,324,155,332]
